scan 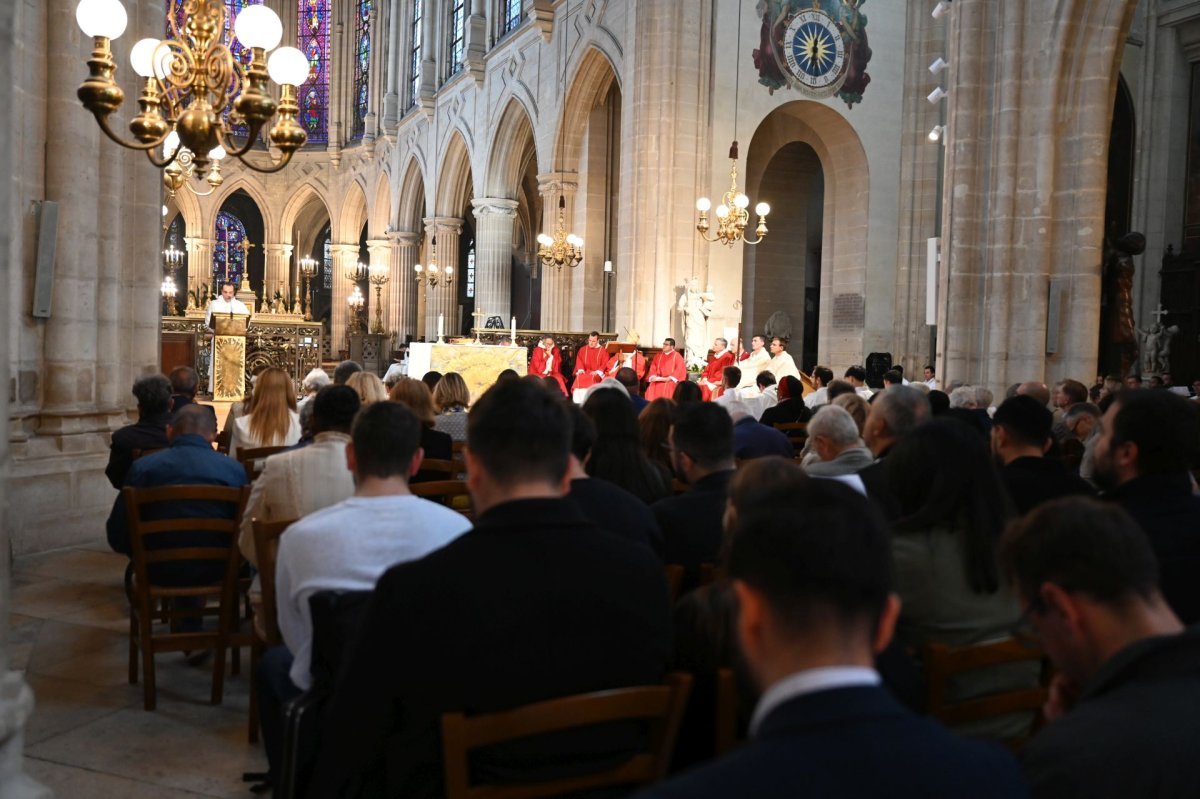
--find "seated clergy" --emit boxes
[309,378,672,798]
[634,479,1029,799]
[646,338,687,401]
[1004,497,1200,799]
[529,335,568,395]
[698,337,734,401]
[571,331,610,402]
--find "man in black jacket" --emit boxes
[1002,496,1198,798]
[991,395,1093,514]
[858,385,930,517]
[309,379,671,798]
[105,374,173,489]
[636,479,1028,799]
[1093,389,1200,623]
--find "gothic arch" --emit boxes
[206,177,275,242]
[551,45,620,173]
[396,156,427,232]
[745,101,870,367]
[435,129,475,217]
[484,97,539,199]
[278,182,333,243]
[167,188,201,240]
[336,180,369,243]
[370,172,392,237]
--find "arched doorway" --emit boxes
[213,189,265,299]
[1099,75,1137,377]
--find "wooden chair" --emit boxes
[238,445,290,482]
[124,484,251,711]
[246,517,296,743]
[411,479,473,517]
[774,422,808,453]
[714,667,742,756]
[924,638,1051,750]
[418,458,457,480]
[441,672,693,799]
[452,440,467,456]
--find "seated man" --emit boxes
[741,371,779,421]
[802,405,874,478]
[530,336,568,395]
[105,404,248,586]
[727,400,795,461]
[765,336,801,382]
[167,365,201,414]
[760,376,812,427]
[858,386,931,517]
[1092,389,1200,624]
[654,403,737,570]
[237,385,361,567]
[991,395,1093,515]
[261,401,473,778]
[106,374,173,489]
[565,404,661,552]
[713,365,742,409]
[843,365,874,399]
[1003,497,1198,799]
[697,337,734,401]
[615,366,649,415]
[1063,402,1101,484]
[635,480,1028,799]
[803,366,835,409]
[309,379,672,798]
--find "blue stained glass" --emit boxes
[214,211,248,288]
[298,0,330,144]
[352,0,373,140]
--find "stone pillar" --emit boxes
[389,230,420,341]
[262,243,294,302]
[537,174,579,331]
[185,236,216,302]
[382,0,401,129]
[465,0,486,81]
[329,243,360,353]
[937,0,1137,392]
[423,217,463,338]
[366,238,392,333]
[417,0,437,111]
[471,198,519,324]
[327,17,345,162]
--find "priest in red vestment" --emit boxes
[645,338,687,401]
[607,348,647,382]
[530,336,568,395]
[571,331,610,401]
[698,337,735,401]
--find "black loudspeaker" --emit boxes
[32,201,59,319]
[865,352,892,388]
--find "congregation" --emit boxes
[101,340,1200,799]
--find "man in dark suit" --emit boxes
[565,404,661,552]
[654,403,737,569]
[167,365,200,414]
[858,385,931,517]
[1002,496,1199,798]
[991,395,1094,514]
[309,379,672,798]
[635,479,1028,799]
[1092,389,1200,623]
[759,376,812,427]
[105,374,173,489]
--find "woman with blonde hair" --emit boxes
[346,371,388,406]
[832,392,870,436]
[432,372,471,442]
[228,367,300,460]
[388,377,452,461]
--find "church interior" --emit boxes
[1,0,1198,796]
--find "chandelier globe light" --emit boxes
[74,0,311,196]
[536,195,584,269]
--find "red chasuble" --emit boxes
[699,350,735,401]
[606,351,648,382]
[530,346,568,394]
[645,350,687,401]
[573,344,609,391]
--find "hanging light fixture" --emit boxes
[414,235,453,288]
[694,6,769,247]
[537,40,583,270]
[74,0,312,195]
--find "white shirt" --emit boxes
[736,349,772,389]
[767,351,801,382]
[275,495,472,689]
[741,384,779,421]
[205,296,251,327]
[924,378,939,390]
[228,411,302,462]
[749,667,880,736]
[804,386,828,409]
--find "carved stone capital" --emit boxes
[471,197,519,219]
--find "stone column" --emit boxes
[262,243,294,303]
[185,237,216,302]
[327,17,346,162]
[937,0,1137,392]
[382,0,401,129]
[389,230,420,341]
[366,238,392,333]
[537,173,579,331]
[465,0,486,81]
[471,198,518,324]
[329,243,360,353]
[423,217,463,338]
[417,0,437,111]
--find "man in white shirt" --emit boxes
[736,335,772,390]
[714,366,743,410]
[923,364,939,390]
[258,401,471,779]
[204,280,251,328]
[803,366,835,409]
[765,336,801,382]
[843,365,874,399]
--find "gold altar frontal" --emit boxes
[408,342,528,403]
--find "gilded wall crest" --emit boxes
[753,0,872,108]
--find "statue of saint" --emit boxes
[676,278,714,370]
[1105,232,1145,377]
[1137,322,1180,376]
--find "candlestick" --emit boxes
[511,316,517,347]
[437,313,444,343]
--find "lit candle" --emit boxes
[511,316,517,346]
[437,314,444,339]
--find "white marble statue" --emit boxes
[677,277,715,370]
[1137,322,1180,375]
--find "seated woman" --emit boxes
[582,388,670,505]
[228,367,301,461]
[432,372,471,442]
[886,417,1035,741]
[388,378,453,473]
[345,371,388,406]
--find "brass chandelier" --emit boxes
[414,236,453,288]
[536,196,584,270]
[74,0,311,195]
[696,142,770,247]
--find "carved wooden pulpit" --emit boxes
[212,313,250,401]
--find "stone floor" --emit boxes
[10,541,267,798]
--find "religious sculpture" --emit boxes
[764,310,794,343]
[1137,321,1180,376]
[677,278,715,370]
[1104,232,1144,377]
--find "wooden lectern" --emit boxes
[212,313,250,402]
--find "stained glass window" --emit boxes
[352,0,373,140]
[447,0,466,78]
[323,237,333,289]
[166,0,186,36]
[214,211,248,287]
[500,0,522,36]
[299,0,331,144]
[166,2,252,138]
[465,242,476,299]
[409,0,423,109]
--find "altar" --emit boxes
[408,342,528,402]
